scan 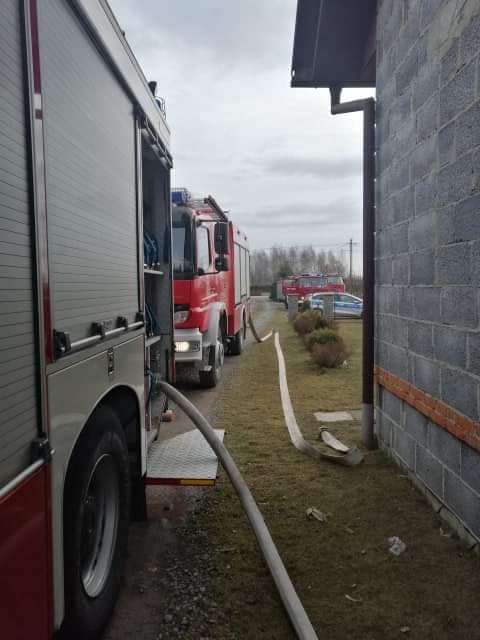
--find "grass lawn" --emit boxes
[203,304,480,640]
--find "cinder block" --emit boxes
[413,134,437,179]
[416,95,439,143]
[390,90,413,134]
[436,205,455,245]
[413,286,440,321]
[414,61,440,110]
[440,59,476,126]
[408,320,433,357]
[388,343,409,380]
[415,172,437,214]
[441,365,478,421]
[440,38,459,85]
[409,212,435,250]
[376,257,393,284]
[466,331,480,376]
[391,156,411,193]
[376,229,392,258]
[410,250,435,285]
[436,243,471,285]
[396,116,417,159]
[381,388,403,425]
[438,121,455,167]
[420,0,445,29]
[428,422,461,474]
[392,187,415,224]
[378,285,398,315]
[459,10,480,66]
[455,194,480,243]
[396,45,418,95]
[444,469,480,538]
[398,286,413,317]
[413,354,440,396]
[415,443,444,497]
[376,409,394,448]
[433,325,467,368]
[438,153,473,207]
[460,442,480,494]
[393,424,416,468]
[396,1,420,65]
[392,221,409,254]
[456,100,480,156]
[403,402,428,446]
[390,315,409,348]
[441,286,477,328]
[393,254,409,284]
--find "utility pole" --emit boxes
[347,239,358,290]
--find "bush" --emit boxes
[301,298,311,311]
[293,310,329,336]
[304,328,342,351]
[311,341,351,369]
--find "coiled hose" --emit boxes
[157,380,319,640]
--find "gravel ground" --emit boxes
[103,296,276,640]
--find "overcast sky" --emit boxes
[110,0,369,271]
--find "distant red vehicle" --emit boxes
[283,274,345,306]
[172,189,250,386]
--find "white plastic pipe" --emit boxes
[157,380,319,640]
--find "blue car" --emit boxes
[310,292,363,318]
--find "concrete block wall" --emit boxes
[375,0,480,540]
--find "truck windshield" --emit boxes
[172,211,193,278]
[298,277,326,287]
[327,276,344,285]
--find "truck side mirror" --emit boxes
[214,222,229,255]
[215,255,229,272]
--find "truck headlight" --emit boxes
[174,310,189,324]
[175,340,201,353]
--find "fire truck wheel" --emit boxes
[230,317,246,356]
[61,405,130,639]
[199,325,224,388]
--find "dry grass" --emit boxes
[203,308,480,640]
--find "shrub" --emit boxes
[311,341,351,369]
[293,310,329,335]
[304,328,342,351]
[301,298,311,311]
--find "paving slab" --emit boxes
[314,410,354,422]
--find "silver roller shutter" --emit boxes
[38,0,139,344]
[0,1,40,487]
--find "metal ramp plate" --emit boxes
[145,429,225,486]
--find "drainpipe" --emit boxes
[330,87,376,450]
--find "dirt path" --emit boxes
[103,296,275,640]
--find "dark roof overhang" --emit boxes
[291,0,377,89]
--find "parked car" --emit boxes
[310,292,363,318]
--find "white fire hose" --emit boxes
[157,380,319,640]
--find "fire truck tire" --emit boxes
[61,405,130,639]
[199,325,224,388]
[230,317,246,356]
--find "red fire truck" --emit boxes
[283,273,346,306]
[171,189,250,387]
[0,1,182,638]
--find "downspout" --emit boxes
[330,88,376,450]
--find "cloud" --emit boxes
[109,0,368,271]
[241,200,360,228]
[264,155,362,178]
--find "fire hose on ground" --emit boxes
[157,380,319,640]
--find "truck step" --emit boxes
[145,429,225,486]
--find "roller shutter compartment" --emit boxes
[38,0,139,344]
[0,1,40,487]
